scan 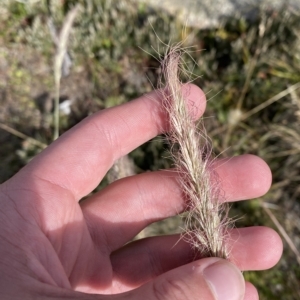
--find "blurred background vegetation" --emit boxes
[0,0,300,299]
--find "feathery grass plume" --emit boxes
[160,45,230,259]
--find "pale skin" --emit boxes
[0,84,282,299]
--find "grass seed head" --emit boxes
[160,44,231,259]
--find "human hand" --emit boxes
[0,85,282,299]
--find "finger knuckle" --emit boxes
[153,277,190,300]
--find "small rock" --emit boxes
[133,0,300,28]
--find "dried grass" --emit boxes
[53,4,79,140]
[160,45,231,259]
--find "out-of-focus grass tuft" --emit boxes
[1,1,300,299]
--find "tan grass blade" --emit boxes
[211,82,300,137]
[0,123,47,149]
[261,201,300,266]
[53,5,79,140]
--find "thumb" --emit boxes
[132,257,245,300]
[55,258,245,300]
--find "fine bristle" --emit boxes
[160,45,230,259]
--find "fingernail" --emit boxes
[203,261,244,300]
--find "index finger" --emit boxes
[13,84,206,200]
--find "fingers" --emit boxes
[14,84,205,201]
[58,258,245,300]
[81,154,271,250]
[244,282,259,300]
[214,154,272,201]
[228,227,282,271]
[109,227,281,290]
[126,258,245,300]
